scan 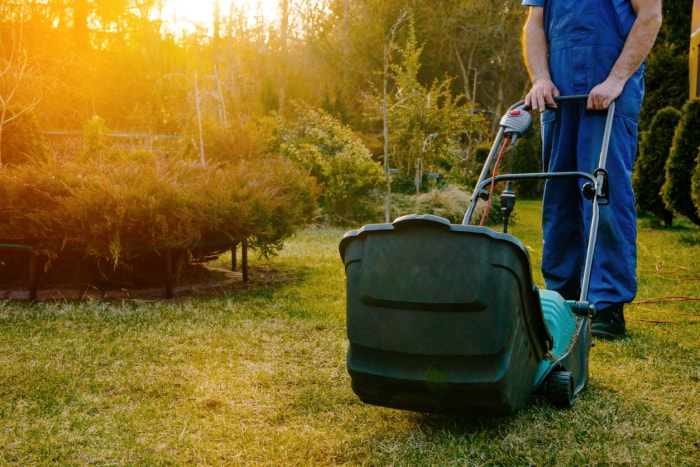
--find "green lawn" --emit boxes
[0,200,698,465]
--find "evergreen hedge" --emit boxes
[662,98,700,226]
[691,144,700,219]
[634,107,681,226]
[0,156,318,285]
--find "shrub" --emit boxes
[193,158,320,257]
[634,107,681,226]
[56,160,196,262]
[639,42,689,131]
[511,127,544,198]
[280,105,383,221]
[185,117,277,165]
[0,156,319,284]
[75,115,110,163]
[662,98,700,225]
[0,107,50,165]
[0,163,72,249]
[464,128,543,201]
[412,186,471,224]
[691,149,700,219]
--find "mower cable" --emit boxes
[480,135,511,226]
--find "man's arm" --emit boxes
[522,7,559,111]
[588,0,662,110]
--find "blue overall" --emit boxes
[537,0,643,309]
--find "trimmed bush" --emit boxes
[634,107,681,226]
[692,147,700,218]
[662,98,700,225]
[0,156,319,285]
[639,42,689,132]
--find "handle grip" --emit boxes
[524,94,590,111]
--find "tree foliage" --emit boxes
[0,0,692,231]
[639,0,693,130]
[511,127,543,198]
[662,99,700,226]
[370,10,491,191]
[0,1,688,159]
[640,42,689,131]
[634,107,681,225]
[280,104,383,221]
[692,149,700,221]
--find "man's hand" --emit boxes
[587,79,625,110]
[525,79,560,112]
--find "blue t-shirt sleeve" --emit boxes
[522,0,544,6]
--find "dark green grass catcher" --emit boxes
[340,97,607,415]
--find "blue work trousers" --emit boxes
[540,0,643,309]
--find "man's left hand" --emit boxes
[587,79,625,110]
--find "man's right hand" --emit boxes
[524,79,560,112]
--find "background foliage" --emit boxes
[0,0,698,276]
[280,105,384,221]
[634,107,681,226]
[662,98,700,226]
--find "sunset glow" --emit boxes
[158,0,280,35]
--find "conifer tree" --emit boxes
[634,107,681,225]
[662,99,700,225]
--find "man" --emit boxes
[522,0,662,338]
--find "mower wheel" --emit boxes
[548,371,574,409]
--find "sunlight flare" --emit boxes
[158,0,280,35]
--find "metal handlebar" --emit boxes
[523,94,590,111]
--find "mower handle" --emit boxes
[523,94,590,111]
[552,94,589,102]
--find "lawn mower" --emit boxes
[339,96,612,415]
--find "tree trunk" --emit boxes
[279,0,289,116]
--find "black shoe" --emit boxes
[591,304,626,339]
